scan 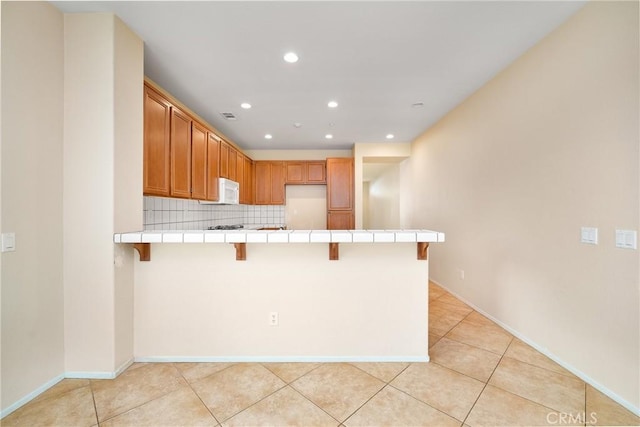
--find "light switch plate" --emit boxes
[1,233,16,252]
[615,229,637,250]
[581,227,598,245]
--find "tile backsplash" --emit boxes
[143,196,285,230]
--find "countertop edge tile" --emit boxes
[115,229,444,244]
[141,233,162,243]
[183,232,204,243]
[120,233,142,243]
[204,232,226,243]
[162,233,184,243]
[246,232,268,243]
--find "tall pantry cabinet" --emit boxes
[326,157,354,229]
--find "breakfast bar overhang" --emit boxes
[114,229,444,362]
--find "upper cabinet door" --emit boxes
[244,157,254,205]
[236,152,245,202]
[254,161,285,205]
[306,161,326,183]
[326,158,353,211]
[206,133,220,201]
[143,86,171,196]
[190,121,207,200]
[285,161,326,184]
[270,161,285,204]
[219,141,230,179]
[227,145,237,182]
[285,162,305,184]
[254,161,271,204]
[170,107,192,198]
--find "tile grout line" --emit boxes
[286,381,342,425]
[220,382,291,424]
[340,383,392,425]
[459,335,588,425]
[174,362,222,426]
[460,335,514,426]
[486,380,579,420]
[203,363,333,424]
[92,364,193,425]
[584,382,588,427]
[386,382,463,424]
[88,380,100,427]
[340,363,415,425]
[441,312,582,384]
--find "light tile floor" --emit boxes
[3,282,639,426]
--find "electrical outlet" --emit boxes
[269,312,279,326]
[458,269,465,280]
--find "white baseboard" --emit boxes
[65,357,134,380]
[1,358,135,420]
[0,373,64,419]
[430,279,640,417]
[135,355,430,363]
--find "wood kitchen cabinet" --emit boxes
[144,80,258,204]
[143,86,171,196]
[255,161,285,205]
[237,151,244,188]
[219,140,229,179]
[285,161,326,184]
[326,157,354,229]
[307,161,326,183]
[219,140,238,181]
[236,152,245,201]
[191,121,208,200]
[244,157,254,204]
[206,132,220,201]
[170,106,192,198]
[238,154,254,204]
[228,145,237,181]
[328,211,354,230]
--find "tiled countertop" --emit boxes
[114,229,445,244]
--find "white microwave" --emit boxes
[199,178,239,205]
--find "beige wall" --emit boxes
[362,182,370,229]
[63,13,142,375]
[113,16,143,371]
[409,1,639,411]
[353,143,411,229]
[134,243,428,360]
[366,164,401,229]
[1,1,65,414]
[285,185,327,230]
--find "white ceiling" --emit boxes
[52,1,585,151]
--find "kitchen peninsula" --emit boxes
[116,229,444,362]
[134,79,445,362]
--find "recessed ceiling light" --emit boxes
[327,101,338,108]
[293,123,302,128]
[386,134,394,139]
[265,134,273,140]
[240,103,252,109]
[283,52,299,63]
[325,134,333,139]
